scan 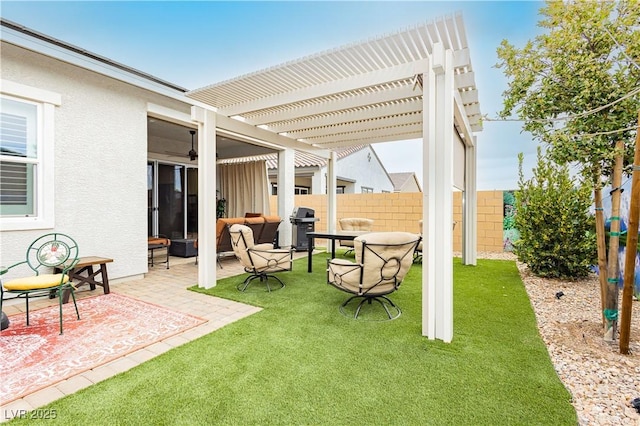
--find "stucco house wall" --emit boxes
[319,146,394,193]
[269,145,394,194]
[0,41,192,281]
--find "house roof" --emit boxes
[0,18,188,93]
[187,13,481,151]
[389,172,422,192]
[219,145,368,169]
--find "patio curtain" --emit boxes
[218,161,270,218]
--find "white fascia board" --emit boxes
[215,114,330,158]
[215,60,428,117]
[249,84,420,128]
[147,103,193,126]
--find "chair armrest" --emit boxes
[253,243,276,251]
[327,258,362,291]
[1,260,27,275]
[328,258,358,267]
[255,248,292,255]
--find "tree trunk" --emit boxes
[604,141,625,341]
[619,112,640,354]
[593,171,608,328]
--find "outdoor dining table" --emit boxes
[305,230,369,273]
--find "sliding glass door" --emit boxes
[148,161,197,240]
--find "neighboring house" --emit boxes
[224,145,394,194]
[389,172,423,193]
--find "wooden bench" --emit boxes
[148,236,170,269]
[55,256,113,303]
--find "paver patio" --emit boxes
[1,252,308,420]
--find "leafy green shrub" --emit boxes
[514,148,596,279]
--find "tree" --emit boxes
[496,0,639,339]
[498,1,639,170]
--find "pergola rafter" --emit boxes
[188,14,482,144]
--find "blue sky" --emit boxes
[1,1,545,190]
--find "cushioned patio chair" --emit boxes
[327,231,420,320]
[0,233,81,334]
[338,217,374,256]
[229,224,293,292]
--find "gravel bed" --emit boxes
[469,252,640,425]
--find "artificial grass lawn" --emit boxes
[15,255,577,425]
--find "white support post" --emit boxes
[191,106,217,289]
[327,151,337,234]
[463,137,477,265]
[278,148,295,248]
[422,61,436,340]
[422,43,455,343]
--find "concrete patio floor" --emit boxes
[1,251,310,421]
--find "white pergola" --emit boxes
[186,13,482,342]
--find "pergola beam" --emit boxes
[214,60,427,117]
[250,84,420,129]
[215,114,330,158]
[286,111,421,139]
[305,122,423,145]
[313,131,424,149]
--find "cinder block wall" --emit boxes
[270,190,504,252]
[475,190,505,252]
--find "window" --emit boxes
[336,186,345,194]
[1,98,37,216]
[361,186,373,194]
[271,184,310,195]
[0,81,60,231]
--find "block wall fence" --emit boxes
[269,190,504,252]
